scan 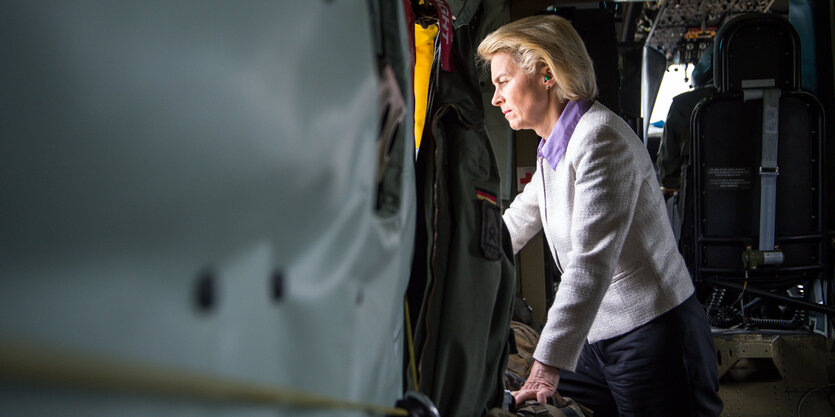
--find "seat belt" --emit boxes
[742,80,784,269]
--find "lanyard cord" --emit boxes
[0,339,408,416]
[404,297,419,391]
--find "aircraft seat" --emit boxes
[683,12,829,330]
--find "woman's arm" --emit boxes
[502,163,543,254]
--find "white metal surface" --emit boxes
[0,1,415,415]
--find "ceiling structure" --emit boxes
[511,0,787,66]
[636,0,785,64]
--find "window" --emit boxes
[648,64,696,136]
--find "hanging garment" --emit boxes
[407,2,516,416]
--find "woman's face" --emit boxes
[490,53,551,132]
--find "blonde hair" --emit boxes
[477,15,597,103]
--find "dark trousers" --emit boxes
[557,294,723,417]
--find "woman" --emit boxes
[477,15,722,417]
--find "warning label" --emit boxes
[706,167,752,190]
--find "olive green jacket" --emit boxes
[408,18,516,417]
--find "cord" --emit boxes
[796,383,835,417]
[0,339,409,416]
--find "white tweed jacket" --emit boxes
[503,101,694,372]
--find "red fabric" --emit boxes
[424,0,454,72]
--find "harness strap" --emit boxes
[743,82,781,251]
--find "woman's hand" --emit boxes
[512,360,560,405]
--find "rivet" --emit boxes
[271,270,285,302]
[195,269,218,313]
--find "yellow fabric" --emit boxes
[413,23,438,150]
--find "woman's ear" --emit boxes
[542,67,554,89]
[540,66,553,84]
